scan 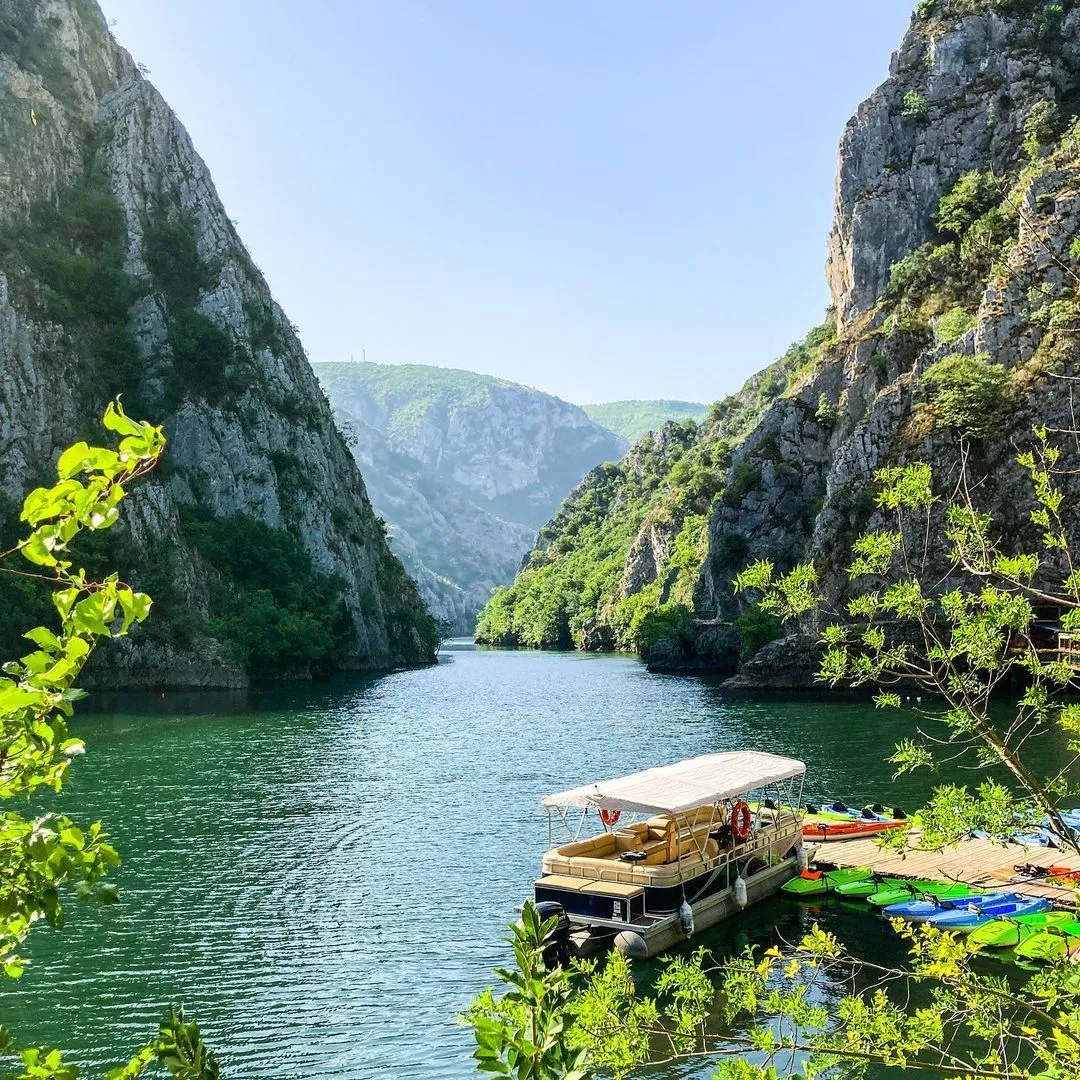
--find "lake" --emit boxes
[2,642,1063,1077]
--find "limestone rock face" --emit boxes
[315,362,627,529]
[314,362,626,632]
[0,0,435,684]
[827,5,1080,325]
[339,412,536,635]
[489,0,1080,685]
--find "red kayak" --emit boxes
[802,819,908,842]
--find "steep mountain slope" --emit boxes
[338,414,535,634]
[0,0,435,686]
[479,0,1080,682]
[582,400,707,443]
[313,361,627,630]
[475,327,833,655]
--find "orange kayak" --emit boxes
[802,819,908,842]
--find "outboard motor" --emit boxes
[535,901,571,969]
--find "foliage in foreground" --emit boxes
[0,400,221,1076]
[468,419,1080,1079]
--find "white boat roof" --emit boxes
[541,751,806,815]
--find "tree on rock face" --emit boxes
[0,400,220,1078]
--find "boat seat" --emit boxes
[580,880,644,899]
[534,875,590,892]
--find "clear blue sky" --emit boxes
[97,0,913,405]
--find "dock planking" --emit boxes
[814,832,1080,906]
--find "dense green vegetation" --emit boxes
[0,495,56,662]
[475,419,724,651]
[885,169,1018,331]
[177,509,352,671]
[0,172,144,409]
[581,400,706,443]
[315,362,513,443]
[476,321,836,655]
[920,351,1011,437]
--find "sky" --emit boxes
[96,0,914,406]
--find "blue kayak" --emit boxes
[883,890,1015,922]
[926,895,1050,931]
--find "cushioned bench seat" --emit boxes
[580,880,644,899]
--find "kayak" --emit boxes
[1015,920,1080,962]
[834,875,894,898]
[883,890,1014,922]
[926,896,1050,932]
[970,910,1076,949]
[866,880,978,908]
[806,801,910,823]
[802,819,908,842]
[781,866,873,897]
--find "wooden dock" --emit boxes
[814,833,1080,906]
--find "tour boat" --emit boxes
[532,751,806,958]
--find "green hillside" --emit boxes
[583,400,707,443]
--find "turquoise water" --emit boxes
[0,643,1065,1077]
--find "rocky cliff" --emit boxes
[0,0,436,685]
[313,361,626,632]
[479,0,1080,682]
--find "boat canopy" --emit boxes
[541,751,806,815]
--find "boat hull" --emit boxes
[564,858,797,960]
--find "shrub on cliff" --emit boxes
[920,351,1010,437]
[734,603,783,660]
[935,171,1003,238]
[179,508,352,671]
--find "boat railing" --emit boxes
[562,816,801,887]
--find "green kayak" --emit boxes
[867,880,981,908]
[969,910,1076,949]
[835,875,899,898]
[1014,920,1080,962]
[781,866,873,897]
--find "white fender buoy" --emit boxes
[734,874,748,910]
[797,845,810,872]
[615,930,648,958]
[678,899,694,936]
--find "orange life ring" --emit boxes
[599,808,621,828]
[730,801,752,842]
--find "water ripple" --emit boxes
[0,645,1068,1078]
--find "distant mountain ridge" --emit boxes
[583,400,708,443]
[314,361,627,632]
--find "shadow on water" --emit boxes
[4,645,1070,1079]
